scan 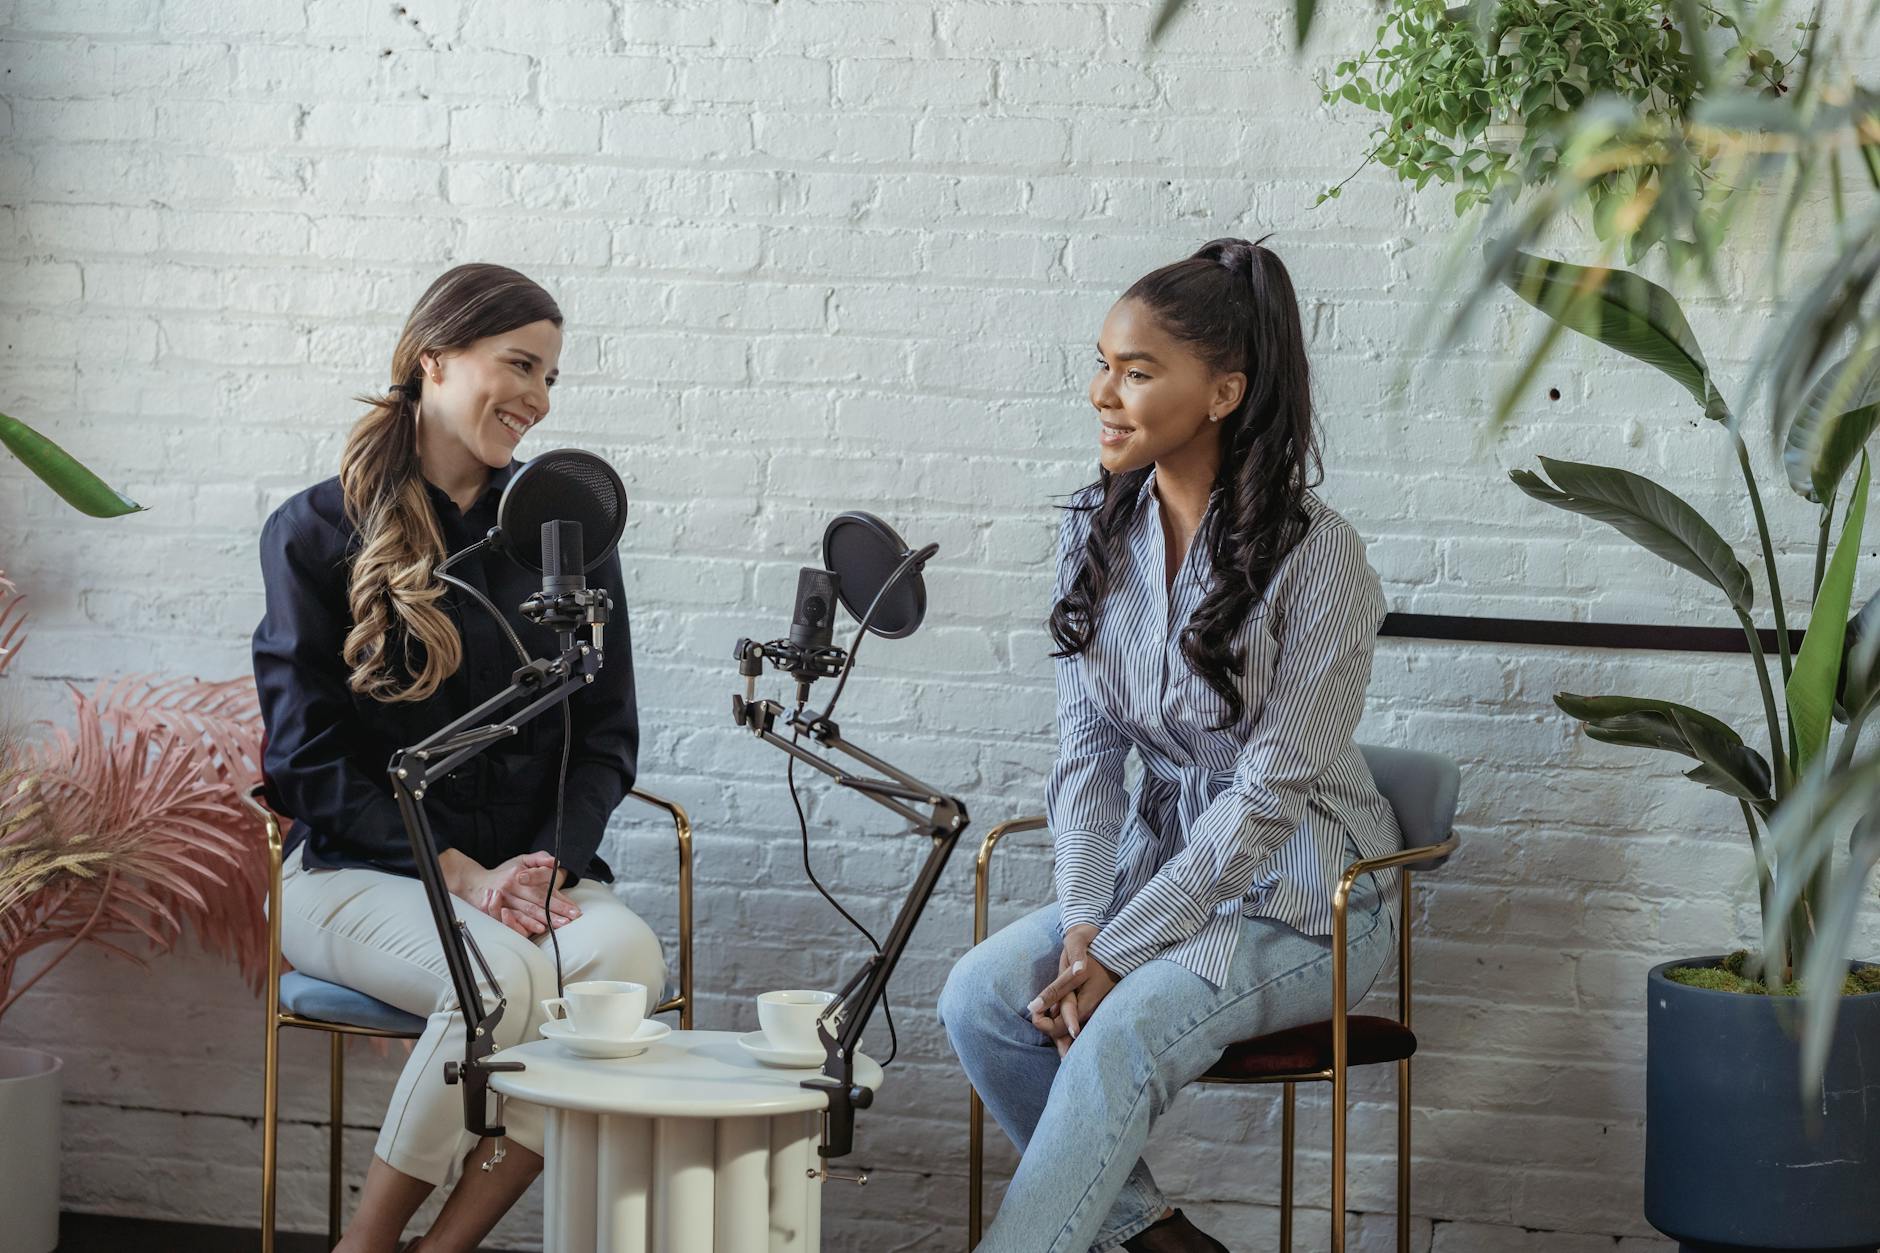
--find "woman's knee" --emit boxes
[940,927,1043,1038]
[565,902,668,994]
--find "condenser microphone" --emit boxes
[789,567,839,651]
[541,520,586,598]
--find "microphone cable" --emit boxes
[787,701,897,1067]
[437,539,572,999]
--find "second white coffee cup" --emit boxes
[541,979,647,1040]
[757,989,837,1053]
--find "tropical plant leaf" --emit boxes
[1511,456,1753,610]
[1790,454,1870,774]
[1758,206,1880,451]
[1496,249,1732,424]
[0,676,268,1021]
[1837,589,1880,720]
[1795,818,1880,1096]
[1782,335,1880,503]
[0,412,142,518]
[1555,692,1773,809]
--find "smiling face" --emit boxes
[1089,297,1246,478]
[417,318,563,473]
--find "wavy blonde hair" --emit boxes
[341,263,563,702]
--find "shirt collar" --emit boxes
[421,458,520,518]
[1133,465,1224,515]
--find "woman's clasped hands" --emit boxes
[1028,922,1119,1057]
[438,848,581,938]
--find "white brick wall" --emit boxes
[2,2,1875,1248]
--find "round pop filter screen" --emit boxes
[495,449,628,574]
[823,511,925,639]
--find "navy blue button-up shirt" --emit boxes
[252,460,636,884]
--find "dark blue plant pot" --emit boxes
[1646,957,1880,1253]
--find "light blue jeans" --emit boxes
[939,882,1393,1253]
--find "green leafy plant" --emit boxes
[1313,0,1801,256]
[1500,245,1880,1087]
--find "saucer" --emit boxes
[540,1017,671,1059]
[737,1030,824,1069]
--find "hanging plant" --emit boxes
[1315,0,1804,261]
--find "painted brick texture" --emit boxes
[2,1,1876,1249]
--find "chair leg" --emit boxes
[328,1034,344,1249]
[968,1089,984,1250]
[1398,1056,1412,1253]
[1279,1082,1294,1253]
[262,1021,280,1253]
[1332,1064,1348,1253]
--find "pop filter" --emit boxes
[822,511,926,639]
[494,449,628,574]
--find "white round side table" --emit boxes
[489,1029,883,1253]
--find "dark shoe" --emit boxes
[1121,1208,1231,1253]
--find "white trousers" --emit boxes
[279,845,668,1186]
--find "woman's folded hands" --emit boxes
[439,848,582,938]
[1030,922,1119,1056]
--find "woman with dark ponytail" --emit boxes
[253,264,666,1252]
[941,238,1401,1252]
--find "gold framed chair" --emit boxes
[965,744,1459,1253]
[250,785,695,1252]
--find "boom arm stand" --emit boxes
[387,591,609,1139]
[731,638,970,1160]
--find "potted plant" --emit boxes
[0,414,266,1252]
[1496,247,1880,1250]
[1311,0,1796,261]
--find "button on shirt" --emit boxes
[251,461,637,884]
[1048,473,1400,988]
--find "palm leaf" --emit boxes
[1496,249,1732,424]
[0,412,142,518]
[1511,456,1753,610]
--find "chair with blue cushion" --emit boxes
[965,743,1459,1253]
[249,785,694,1252]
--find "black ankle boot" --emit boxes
[1121,1208,1231,1253]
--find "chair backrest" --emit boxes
[1356,742,1459,870]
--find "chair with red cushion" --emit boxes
[965,743,1459,1253]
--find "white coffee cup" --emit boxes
[541,980,647,1040]
[757,989,837,1053]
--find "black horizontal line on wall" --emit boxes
[1382,612,1788,654]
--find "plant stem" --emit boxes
[0,870,116,1023]
[1813,492,1836,600]
[1736,605,1790,796]
[1741,798,1777,969]
[1735,429,1792,684]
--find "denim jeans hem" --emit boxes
[1092,1203,1165,1252]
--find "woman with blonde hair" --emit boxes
[253,263,666,1252]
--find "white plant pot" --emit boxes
[1485,120,1528,154]
[0,1046,61,1253]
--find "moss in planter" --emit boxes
[1665,950,1880,997]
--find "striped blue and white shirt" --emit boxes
[1048,471,1400,988]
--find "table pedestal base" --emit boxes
[544,1108,823,1253]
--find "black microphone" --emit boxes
[789,567,839,651]
[542,520,586,598]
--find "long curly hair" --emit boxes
[341,263,562,703]
[1048,236,1322,729]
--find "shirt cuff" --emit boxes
[1085,929,1145,980]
